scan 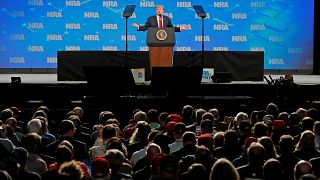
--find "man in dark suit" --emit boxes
[132,5,187,31]
[45,120,89,161]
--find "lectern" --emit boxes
[147,27,176,69]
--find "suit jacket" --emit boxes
[138,15,180,32]
[45,136,89,161]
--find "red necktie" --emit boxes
[159,15,163,28]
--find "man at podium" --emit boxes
[131,5,188,31]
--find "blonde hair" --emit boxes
[210,158,240,180]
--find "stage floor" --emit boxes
[0,74,319,85]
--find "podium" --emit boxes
[147,27,176,69]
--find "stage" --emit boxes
[1,74,319,85]
[0,73,319,126]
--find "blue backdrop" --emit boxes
[0,0,314,70]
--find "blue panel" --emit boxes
[0,0,314,70]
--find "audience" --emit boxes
[1,99,320,180]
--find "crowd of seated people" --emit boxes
[0,102,320,180]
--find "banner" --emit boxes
[0,0,314,70]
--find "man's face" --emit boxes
[156,6,164,15]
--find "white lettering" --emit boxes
[214,2,229,8]
[176,47,192,51]
[102,1,118,7]
[250,24,265,31]
[177,2,192,7]
[140,46,149,51]
[102,46,118,51]
[232,13,247,19]
[28,46,44,52]
[269,58,284,65]
[121,35,136,41]
[28,0,43,6]
[269,36,283,42]
[28,23,44,29]
[65,46,81,50]
[213,47,228,51]
[84,12,100,18]
[47,11,63,18]
[102,24,118,30]
[250,47,265,51]
[251,2,266,8]
[232,36,247,42]
[66,1,81,6]
[46,34,62,41]
[9,34,25,40]
[10,57,25,63]
[213,24,229,30]
[139,1,155,7]
[65,23,81,29]
[195,35,210,42]
[47,57,57,63]
[84,35,100,41]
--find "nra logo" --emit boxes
[177,24,192,30]
[10,34,25,40]
[163,13,173,19]
[102,46,118,51]
[269,36,283,42]
[177,2,192,7]
[195,13,210,19]
[232,13,247,19]
[47,34,62,41]
[176,47,192,51]
[47,57,57,63]
[10,57,25,64]
[102,1,118,7]
[214,2,229,8]
[140,46,149,51]
[269,58,284,65]
[213,47,228,51]
[13,11,25,17]
[28,46,44,52]
[0,46,6,51]
[65,23,81,29]
[251,2,266,8]
[65,46,80,50]
[28,23,44,29]
[232,36,247,42]
[102,24,118,30]
[213,24,229,31]
[28,0,43,6]
[195,35,210,42]
[84,12,100,18]
[84,35,100,41]
[140,1,155,7]
[121,35,136,41]
[250,24,265,31]
[66,1,81,6]
[288,48,302,54]
[47,11,63,18]
[250,47,265,51]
